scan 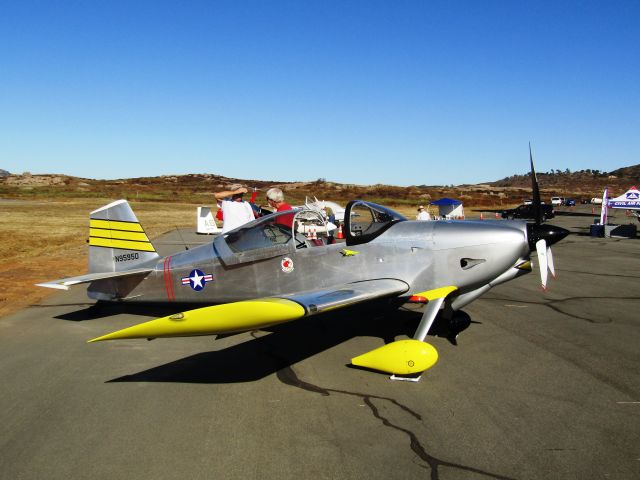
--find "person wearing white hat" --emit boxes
[214,184,256,233]
[416,205,431,221]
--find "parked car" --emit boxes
[501,203,555,221]
[565,198,576,206]
[551,197,562,206]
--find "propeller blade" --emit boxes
[547,245,556,279]
[536,238,548,290]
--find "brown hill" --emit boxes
[610,164,640,180]
[490,164,639,188]
[2,164,638,208]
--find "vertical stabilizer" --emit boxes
[89,200,160,273]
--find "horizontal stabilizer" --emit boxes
[36,268,153,290]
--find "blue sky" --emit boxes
[1,1,638,186]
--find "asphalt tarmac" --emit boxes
[1,206,638,480]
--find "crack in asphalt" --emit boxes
[273,356,516,480]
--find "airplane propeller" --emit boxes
[526,143,569,290]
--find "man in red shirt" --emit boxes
[266,187,294,228]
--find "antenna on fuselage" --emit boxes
[175,226,189,250]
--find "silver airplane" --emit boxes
[38,151,569,380]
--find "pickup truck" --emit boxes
[501,203,555,221]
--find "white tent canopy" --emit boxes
[608,186,640,210]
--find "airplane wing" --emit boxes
[279,279,409,314]
[89,278,410,342]
[36,268,154,290]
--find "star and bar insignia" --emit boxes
[181,269,214,291]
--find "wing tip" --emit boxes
[35,282,70,290]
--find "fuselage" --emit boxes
[97,218,531,308]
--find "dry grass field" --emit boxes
[0,199,199,318]
[0,198,429,319]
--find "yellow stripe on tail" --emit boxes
[89,219,155,252]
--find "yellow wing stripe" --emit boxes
[412,286,458,301]
[90,228,150,242]
[89,237,156,252]
[90,219,144,232]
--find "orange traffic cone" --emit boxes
[480,212,484,220]
[495,212,499,219]
[311,227,317,240]
[336,224,344,239]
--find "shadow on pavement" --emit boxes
[55,301,209,321]
[107,302,472,384]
